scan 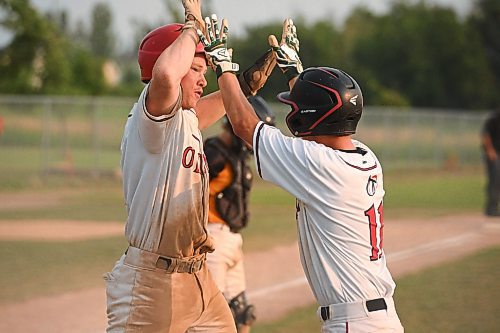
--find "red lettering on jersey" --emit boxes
[365,202,384,261]
[194,153,202,173]
[182,147,196,168]
[182,147,208,175]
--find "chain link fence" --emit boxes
[0,95,489,188]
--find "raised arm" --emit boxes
[198,16,304,144]
[146,0,205,116]
[197,15,258,144]
[268,18,303,90]
[195,15,276,130]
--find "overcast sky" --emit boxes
[15,0,474,49]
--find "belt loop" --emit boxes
[189,261,197,274]
[320,306,329,321]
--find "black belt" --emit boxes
[320,298,387,321]
[124,247,205,274]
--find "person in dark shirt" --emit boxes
[482,109,500,216]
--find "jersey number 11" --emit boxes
[364,202,384,261]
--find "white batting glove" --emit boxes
[268,18,303,81]
[197,14,240,78]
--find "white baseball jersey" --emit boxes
[253,122,396,306]
[120,84,212,258]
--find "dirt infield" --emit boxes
[0,214,499,332]
[0,220,124,241]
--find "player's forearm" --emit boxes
[152,29,199,88]
[218,73,259,146]
[197,91,226,130]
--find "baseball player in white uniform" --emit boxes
[199,16,405,333]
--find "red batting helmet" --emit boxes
[138,23,205,83]
[277,67,363,137]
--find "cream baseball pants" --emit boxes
[105,247,236,333]
[205,223,246,300]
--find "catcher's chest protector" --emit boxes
[205,138,252,232]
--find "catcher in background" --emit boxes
[204,95,276,333]
[198,15,404,333]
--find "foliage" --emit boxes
[0,0,108,95]
[67,46,107,95]
[0,0,499,109]
[0,0,71,93]
[469,0,500,106]
[350,2,495,108]
[89,2,115,58]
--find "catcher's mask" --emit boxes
[138,23,205,83]
[224,95,276,130]
[248,95,276,126]
[224,95,276,152]
[277,67,363,137]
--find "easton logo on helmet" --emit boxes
[350,95,359,105]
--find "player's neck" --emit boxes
[304,135,355,150]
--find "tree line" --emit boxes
[0,0,498,110]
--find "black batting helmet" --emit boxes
[277,67,363,137]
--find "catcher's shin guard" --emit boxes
[229,291,256,326]
[238,49,276,97]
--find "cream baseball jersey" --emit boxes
[253,122,396,306]
[120,84,212,258]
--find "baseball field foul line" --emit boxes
[248,277,308,298]
[386,233,478,262]
[247,232,481,300]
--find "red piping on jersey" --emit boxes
[339,155,378,171]
[192,134,201,143]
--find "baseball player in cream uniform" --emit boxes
[104,1,238,332]
[199,16,404,333]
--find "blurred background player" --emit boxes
[204,95,275,333]
[482,108,500,216]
